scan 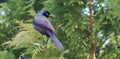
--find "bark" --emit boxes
[87,0,96,59]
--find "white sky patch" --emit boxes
[98,31,103,36]
[0,10,6,16]
[105,39,110,44]
[101,3,105,6]
[83,7,90,16]
[1,11,6,15]
[0,10,6,23]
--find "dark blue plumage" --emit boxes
[34,10,64,51]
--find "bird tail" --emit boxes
[47,31,64,51]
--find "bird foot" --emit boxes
[43,38,49,45]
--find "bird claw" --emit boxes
[43,37,49,45]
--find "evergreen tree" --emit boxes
[0,0,120,59]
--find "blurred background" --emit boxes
[0,0,120,59]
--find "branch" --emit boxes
[87,0,96,59]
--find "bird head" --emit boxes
[37,10,55,18]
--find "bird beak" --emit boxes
[49,14,55,17]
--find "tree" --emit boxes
[0,0,120,59]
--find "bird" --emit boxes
[33,10,64,51]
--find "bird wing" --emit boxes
[34,14,55,33]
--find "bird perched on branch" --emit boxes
[33,10,64,51]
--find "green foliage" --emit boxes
[0,0,120,59]
[2,21,66,59]
[108,0,120,17]
[0,0,35,44]
[0,50,15,59]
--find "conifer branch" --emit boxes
[87,0,96,59]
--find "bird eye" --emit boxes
[46,13,49,15]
